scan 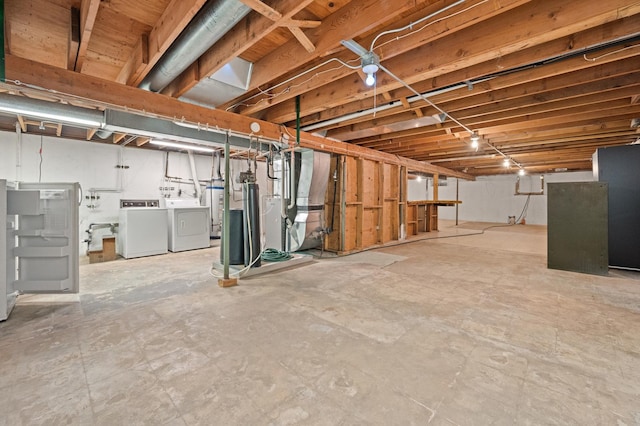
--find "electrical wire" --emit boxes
[225,57,361,112]
[583,43,640,62]
[371,0,485,52]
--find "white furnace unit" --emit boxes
[165,198,210,252]
[117,199,168,259]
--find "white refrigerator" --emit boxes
[1,180,80,321]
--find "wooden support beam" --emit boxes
[86,128,97,140]
[287,27,315,53]
[75,0,100,72]
[4,54,474,180]
[117,0,207,86]
[67,8,80,70]
[432,174,439,201]
[164,0,314,98]
[113,133,126,144]
[136,137,150,147]
[246,0,436,94]
[238,0,282,20]
[16,115,27,132]
[117,34,149,85]
[287,20,321,28]
[56,123,62,137]
[258,0,640,122]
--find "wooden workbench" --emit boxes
[406,200,461,235]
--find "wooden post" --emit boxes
[433,173,439,201]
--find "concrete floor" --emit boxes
[1,221,639,425]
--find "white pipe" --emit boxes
[300,79,492,132]
[15,121,22,183]
[188,151,202,201]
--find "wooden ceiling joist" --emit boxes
[162,0,316,98]
[4,54,472,180]
[74,0,101,72]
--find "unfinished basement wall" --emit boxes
[0,132,268,256]
[436,171,594,225]
[324,155,405,254]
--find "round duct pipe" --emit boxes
[0,93,104,129]
[139,0,251,93]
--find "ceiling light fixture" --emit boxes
[150,140,215,153]
[518,169,526,176]
[362,53,380,87]
[470,132,480,149]
[341,40,380,88]
[503,158,511,168]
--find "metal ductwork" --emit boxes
[288,150,331,251]
[139,0,251,93]
[0,93,105,128]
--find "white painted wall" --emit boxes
[407,177,429,201]
[0,131,270,255]
[436,171,594,225]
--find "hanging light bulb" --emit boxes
[361,52,379,87]
[503,158,511,168]
[469,131,480,150]
[365,72,376,86]
[518,168,526,176]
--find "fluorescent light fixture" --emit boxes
[150,140,214,153]
[0,105,103,128]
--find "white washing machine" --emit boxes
[165,199,210,252]
[118,199,168,259]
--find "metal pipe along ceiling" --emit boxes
[0,93,105,128]
[139,0,251,93]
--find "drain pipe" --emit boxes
[15,121,22,182]
[188,151,203,202]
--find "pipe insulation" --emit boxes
[139,0,251,93]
